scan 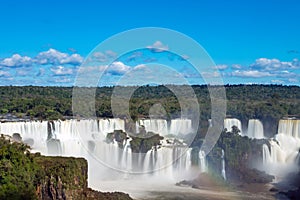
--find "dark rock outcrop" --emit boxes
[206,127,274,184]
[106,130,128,148]
[130,133,163,153]
[35,156,132,200]
[106,129,164,154]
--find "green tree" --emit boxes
[0,136,40,200]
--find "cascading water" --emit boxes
[247,119,264,139]
[98,118,125,134]
[198,150,207,172]
[0,118,197,182]
[141,146,193,179]
[169,119,193,136]
[136,118,193,136]
[224,118,242,135]
[278,119,300,139]
[262,144,271,165]
[0,121,48,152]
[137,119,168,136]
[221,149,226,180]
[262,119,300,177]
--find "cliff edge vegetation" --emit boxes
[0,134,132,200]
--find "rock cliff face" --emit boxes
[206,128,274,184]
[106,129,164,154]
[0,134,132,199]
[34,156,132,200]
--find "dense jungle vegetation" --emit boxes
[0,135,132,200]
[0,134,40,199]
[0,84,299,136]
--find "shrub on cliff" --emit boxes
[106,130,128,148]
[0,135,39,200]
[206,126,274,183]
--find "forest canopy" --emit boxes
[0,84,299,136]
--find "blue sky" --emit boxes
[0,0,299,86]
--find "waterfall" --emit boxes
[262,144,271,164]
[265,119,300,165]
[169,119,193,136]
[247,119,264,139]
[198,150,207,172]
[98,118,125,135]
[262,119,300,177]
[208,119,212,127]
[0,121,48,152]
[278,119,300,139]
[121,138,132,171]
[224,118,242,134]
[137,119,168,135]
[136,118,193,136]
[221,149,226,180]
[0,118,197,181]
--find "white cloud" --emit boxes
[46,77,73,84]
[276,70,296,78]
[16,69,30,76]
[53,77,72,83]
[68,48,77,53]
[292,58,300,68]
[60,53,83,65]
[91,50,117,62]
[228,58,300,82]
[107,61,130,75]
[212,65,228,70]
[0,48,83,69]
[36,48,83,65]
[147,41,169,53]
[132,64,146,70]
[232,70,272,78]
[1,49,299,87]
[78,62,145,76]
[105,50,117,58]
[50,66,74,76]
[288,78,299,83]
[92,52,108,62]
[36,48,67,64]
[250,58,298,71]
[0,70,10,77]
[126,51,143,62]
[0,54,32,68]
[201,71,222,78]
[232,64,242,69]
[271,79,285,84]
[36,68,45,76]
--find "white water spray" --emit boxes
[247,119,264,139]
[262,119,300,178]
[221,149,226,180]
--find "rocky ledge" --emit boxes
[35,156,132,200]
[0,134,132,200]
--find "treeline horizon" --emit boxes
[0,84,299,137]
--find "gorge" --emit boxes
[0,117,299,199]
